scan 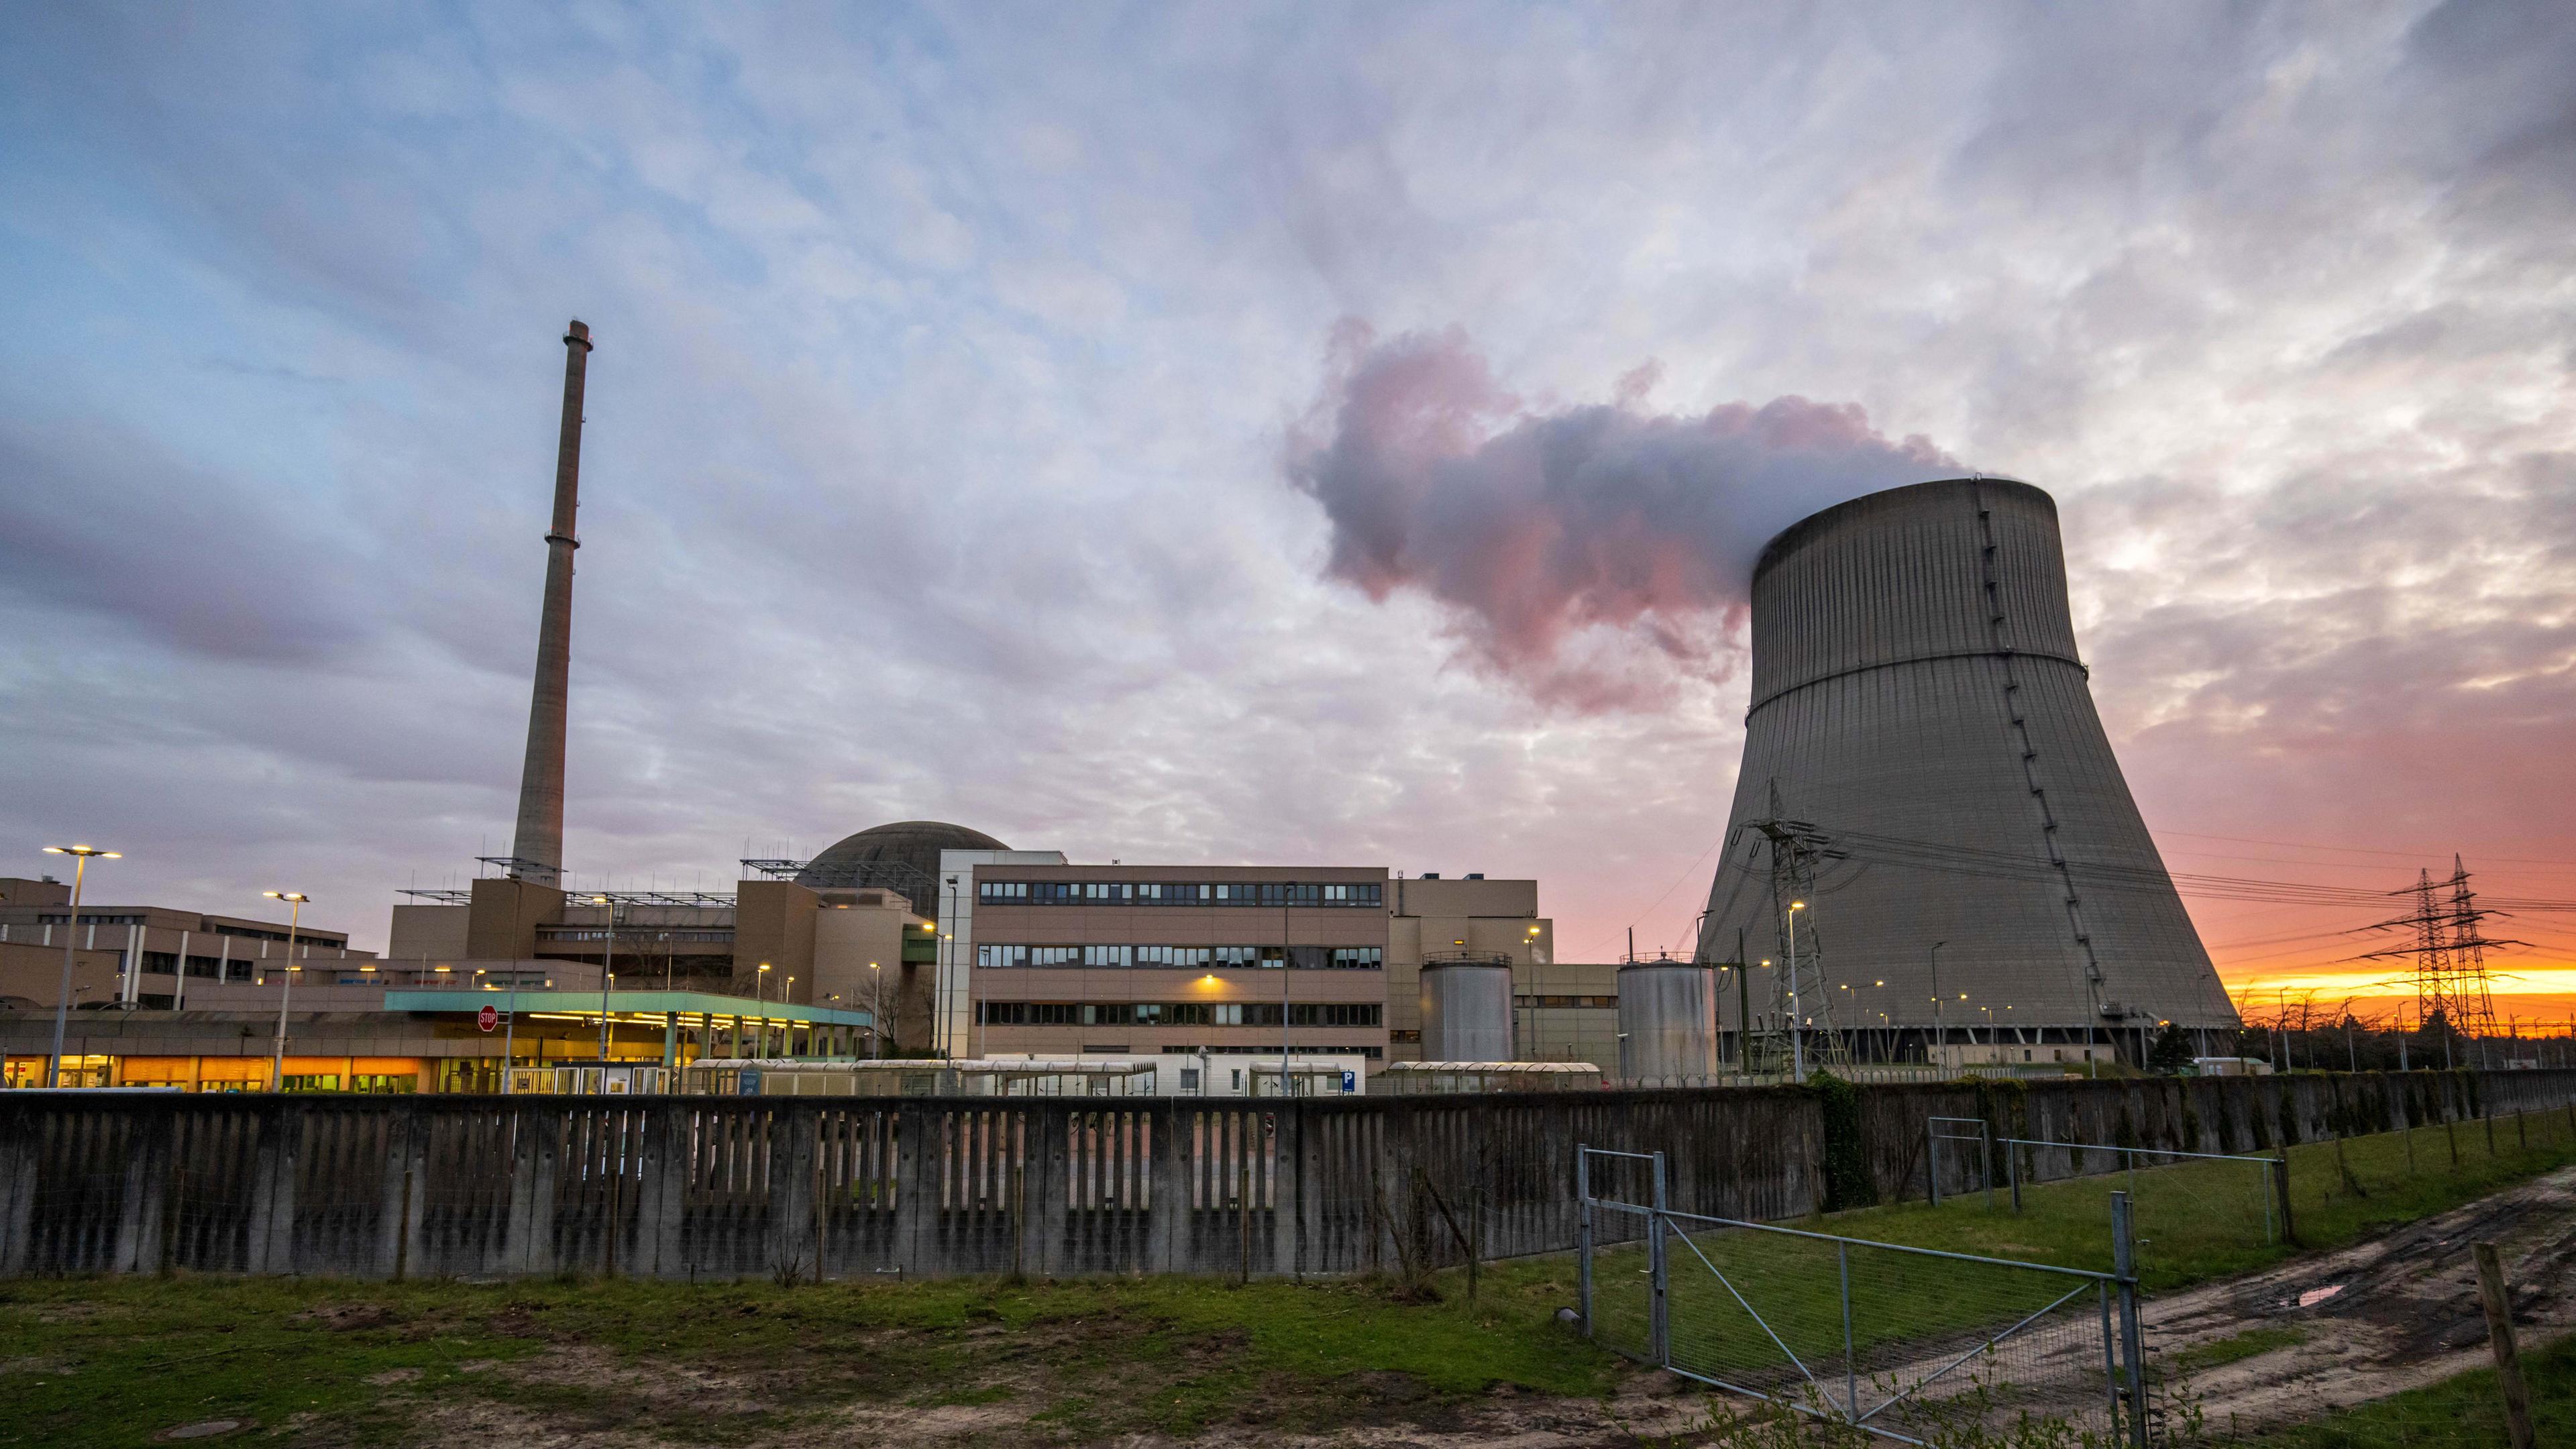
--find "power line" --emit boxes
[2152,829,2576,869]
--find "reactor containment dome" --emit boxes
[1693,478,2239,1061]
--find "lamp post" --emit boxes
[591,895,616,1071]
[756,961,771,1057]
[41,845,119,1089]
[1526,921,1543,1059]
[262,891,307,1091]
[502,963,521,1094]
[867,961,883,1059]
[1785,901,1807,1078]
[1929,942,1947,1072]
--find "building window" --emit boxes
[974,880,1383,908]
[979,1000,1371,1031]
[1327,947,1382,969]
[142,951,179,975]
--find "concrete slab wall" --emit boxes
[3,1068,2567,1281]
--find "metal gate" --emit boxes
[1578,1146,2149,1446]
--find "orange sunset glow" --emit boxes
[2157,830,2576,1034]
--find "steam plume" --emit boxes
[1287,323,1957,708]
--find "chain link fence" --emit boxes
[1581,1144,2147,1445]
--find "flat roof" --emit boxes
[382,989,874,1027]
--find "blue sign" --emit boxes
[1340,1070,1356,1093]
[738,1068,761,1095]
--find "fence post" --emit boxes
[1650,1150,1670,1368]
[2271,1152,2296,1246]
[1575,1145,1593,1338]
[1983,1120,1996,1211]
[1838,1239,1858,1419]
[2111,1191,2147,1449]
[1927,1118,1941,1208]
[2008,1138,2023,1214]
[2472,1242,2537,1449]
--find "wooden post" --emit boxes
[2471,1242,2536,1449]
[1238,1151,1251,1286]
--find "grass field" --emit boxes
[1826,1102,2576,1291]
[2212,1332,2576,1448]
[1574,1104,2576,1364]
[0,1269,1622,1447]
[2,1103,2566,1446]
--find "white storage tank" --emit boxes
[1419,957,1515,1063]
[1617,962,1719,1082]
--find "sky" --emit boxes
[3,2,2571,1027]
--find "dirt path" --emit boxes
[396,1350,1718,1449]
[2141,1163,2576,1430]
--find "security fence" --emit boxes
[1929,1118,2284,1279]
[1580,1145,2147,1445]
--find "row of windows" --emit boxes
[536,928,735,943]
[141,953,262,980]
[977,944,1383,970]
[34,916,346,945]
[977,881,1384,908]
[979,1002,1384,1028]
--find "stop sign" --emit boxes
[478,1004,499,1033]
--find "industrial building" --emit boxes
[0,873,364,1012]
[1694,478,2241,1071]
[13,329,2235,1096]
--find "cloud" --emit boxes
[1285,322,1955,707]
[0,0,2569,998]
[0,413,384,663]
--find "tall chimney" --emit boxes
[507,319,592,886]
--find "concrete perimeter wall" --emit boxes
[3,1069,2569,1281]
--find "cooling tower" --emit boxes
[1694,479,2239,1061]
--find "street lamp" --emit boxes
[867,961,883,1059]
[592,895,616,1073]
[1526,921,1544,1058]
[41,845,119,1089]
[1929,942,1947,1073]
[1785,902,1807,1078]
[757,962,771,1057]
[262,891,308,1091]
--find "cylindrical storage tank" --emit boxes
[1419,958,1515,1062]
[1617,963,1718,1081]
